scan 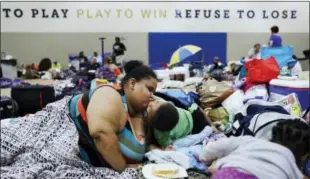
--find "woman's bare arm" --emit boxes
[87,87,127,173]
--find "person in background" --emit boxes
[24,64,40,79]
[92,52,103,66]
[105,56,122,78]
[248,43,261,59]
[208,57,224,71]
[31,63,39,71]
[52,61,62,71]
[199,119,309,179]
[78,51,89,69]
[88,57,100,70]
[207,57,225,81]
[269,25,282,47]
[112,37,127,67]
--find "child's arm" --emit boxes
[147,144,163,151]
[198,107,218,132]
[199,136,246,165]
[153,129,173,148]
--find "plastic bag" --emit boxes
[245,56,280,83]
[243,84,269,104]
[260,46,294,69]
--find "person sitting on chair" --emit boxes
[92,52,103,66]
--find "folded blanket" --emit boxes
[145,146,208,171]
[177,145,208,171]
[173,126,213,149]
[0,97,138,179]
[145,149,191,169]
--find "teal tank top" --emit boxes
[69,86,146,166]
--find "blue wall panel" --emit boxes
[148,32,227,66]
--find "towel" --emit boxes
[173,126,213,149]
[145,149,191,169]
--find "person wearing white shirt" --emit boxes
[246,43,261,61]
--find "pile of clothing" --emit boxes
[143,46,309,178]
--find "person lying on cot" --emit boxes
[146,95,216,150]
[199,119,309,179]
[1,60,158,173]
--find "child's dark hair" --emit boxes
[270,25,279,33]
[121,60,157,86]
[151,103,179,132]
[271,119,310,167]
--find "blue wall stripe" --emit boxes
[148,32,227,65]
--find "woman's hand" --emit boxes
[126,164,142,169]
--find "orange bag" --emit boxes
[245,56,280,83]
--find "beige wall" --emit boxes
[227,33,309,61]
[1,33,148,68]
[1,32,309,68]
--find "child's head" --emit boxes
[149,101,179,132]
[105,56,113,65]
[271,119,310,165]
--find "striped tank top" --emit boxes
[69,85,146,167]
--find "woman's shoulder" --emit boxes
[87,86,127,131]
[93,86,122,99]
[88,86,124,113]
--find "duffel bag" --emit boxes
[11,84,55,116]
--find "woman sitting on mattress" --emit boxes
[68,60,157,172]
[1,60,158,174]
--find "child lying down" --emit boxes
[147,95,215,150]
[199,119,309,179]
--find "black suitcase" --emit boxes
[11,85,55,116]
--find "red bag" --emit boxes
[245,56,280,83]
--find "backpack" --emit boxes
[232,104,304,140]
[0,96,19,119]
[154,90,200,110]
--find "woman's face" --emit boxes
[128,77,158,112]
